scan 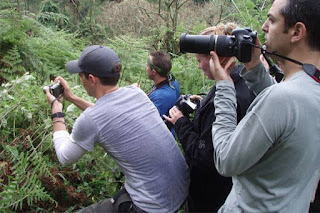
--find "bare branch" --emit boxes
[177,0,189,10]
[167,0,176,8]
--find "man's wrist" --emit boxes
[51,99,63,113]
[53,119,66,125]
[51,112,65,120]
[244,59,261,71]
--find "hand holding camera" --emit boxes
[43,76,72,113]
[163,94,200,128]
[43,81,64,112]
[209,51,235,82]
[48,81,64,98]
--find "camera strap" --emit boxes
[254,44,320,83]
[51,93,65,111]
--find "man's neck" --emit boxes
[281,50,320,81]
[95,85,119,99]
[153,76,167,85]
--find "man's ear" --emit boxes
[152,69,157,76]
[88,74,97,85]
[291,22,307,43]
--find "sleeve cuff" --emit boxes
[240,62,264,79]
[53,130,70,140]
[215,80,235,88]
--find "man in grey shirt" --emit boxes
[44,45,189,212]
[209,0,320,212]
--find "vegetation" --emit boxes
[0,0,271,211]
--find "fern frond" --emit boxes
[1,46,26,78]
[0,145,57,211]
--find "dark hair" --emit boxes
[281,0,320,51]
[83,61,122,85]
[150,51,172,77]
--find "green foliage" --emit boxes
[22,29,83,81]
[1,46,26,78]
[0,145,57,211]
[227,0,271,41]
[172,54,212,95]
[0,9,83,83]
[0,0,13,10]
[0,9,30,52]
[0,73,47,142]
[37,0,70,30]
[106,35,153,91]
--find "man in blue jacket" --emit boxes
[147,51,180,118]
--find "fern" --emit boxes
[0,0,15,10]
[1,46,26,79]
[37,1,70,30]
[0,145,57,211]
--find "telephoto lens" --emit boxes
[179,33,235,56]
[179,28,257,63]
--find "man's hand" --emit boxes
[132,83,140,88]
[190,95,203,101]
[54,76,94,111]
[243,38,263,70]
[55,76,74,102]
[43,85,63,114]
[209,51,234,82]
[163,106,184,125]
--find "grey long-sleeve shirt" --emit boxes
[212,63,320,212]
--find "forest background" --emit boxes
[0,0,271,212]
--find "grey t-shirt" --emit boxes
[212,63,320,212]
[71,86,189,212]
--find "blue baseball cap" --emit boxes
[66,45,120,77]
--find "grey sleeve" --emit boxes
[212,80,288,176]
[53,131,87,165]
[70,112,99,151]
[240,62,276,96]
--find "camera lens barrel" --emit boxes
[179,28,257,62]
[180,33,215,54]
[180,33,235,57]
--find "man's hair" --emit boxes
[150,51,172,77]
[281,0,320,51]
[83,61,122,85]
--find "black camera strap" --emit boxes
[253,44,320,83]
[51,93,65,111]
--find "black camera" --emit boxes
[174,94,198,115]
[48,82,64,98]
[165,94,199,129]
[179,28,257,63]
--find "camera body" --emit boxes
[164,94,199,130]
[179,28,257,63]
[49,82,64,98]
[175,94,198,115]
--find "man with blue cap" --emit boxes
[44,45,189,212]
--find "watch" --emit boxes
[51,112,65,120]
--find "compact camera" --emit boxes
[179,28,257,63]
[47,82,64,98]
[174,94,198,116]
[165,94,199,129]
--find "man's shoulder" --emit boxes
[152,86,177,98]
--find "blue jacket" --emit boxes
[148,79,180,117]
